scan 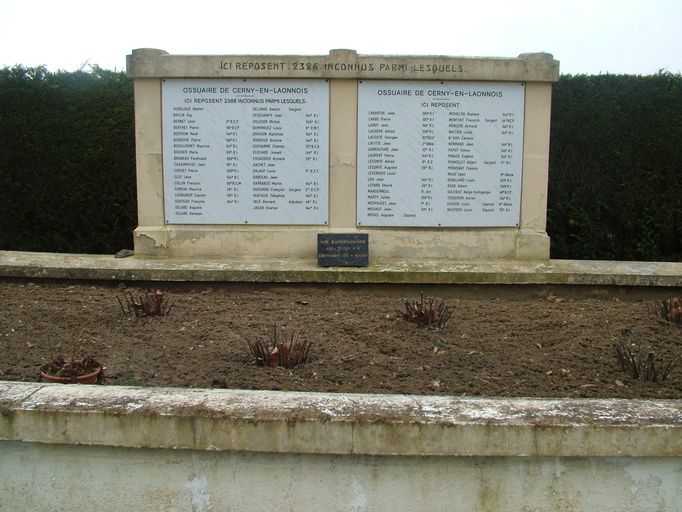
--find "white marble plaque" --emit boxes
[162,79,329,224]
[357,80,525,227]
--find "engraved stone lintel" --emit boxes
[127,49,559,82]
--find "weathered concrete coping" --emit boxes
[1,382,680,457]
[1,250,681,286]
[126,48,560,81]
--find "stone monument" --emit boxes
[126,49,559,261]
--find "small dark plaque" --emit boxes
[317,234,369,267]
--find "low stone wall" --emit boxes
[1,382,681,511]
[3,250,682,286]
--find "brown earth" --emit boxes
[1,278,681,398]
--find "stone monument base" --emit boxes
[134,226,549,260]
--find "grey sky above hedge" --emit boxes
[0,0,680,75]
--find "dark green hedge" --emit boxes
[548,73,682,261]
[0,65,136,254]
[0,68,680,260]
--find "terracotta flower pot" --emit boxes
[40,359,102,384]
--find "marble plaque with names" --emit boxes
[162,79,329,224]
[357,80,525,227]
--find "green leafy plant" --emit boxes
[548,73,682,261]
[0,65,136,254]
[2,68,681,262]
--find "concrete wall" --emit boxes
[2,382,681,511]
[127,49,559,261]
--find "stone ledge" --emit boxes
[1,250,681,286]
[1,382,681,457]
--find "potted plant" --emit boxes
[39,335,104,384]
[40,355,103,384]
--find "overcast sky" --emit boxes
[1,0,679,75]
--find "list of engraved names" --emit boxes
[162,79,329,224]
[357,81,525,227]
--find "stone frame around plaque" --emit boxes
[128,49,558,261]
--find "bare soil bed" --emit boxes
[1,278,681,398]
